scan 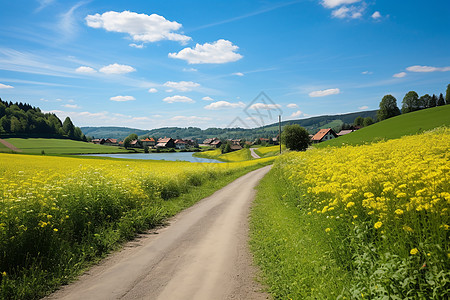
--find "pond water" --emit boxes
[82,152,223,163]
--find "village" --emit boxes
[90,127,359,151]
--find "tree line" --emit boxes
[0,98,86,141]
[377,84,450,121]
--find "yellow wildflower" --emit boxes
[410,248,419,255]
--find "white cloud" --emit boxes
[359,105,369,110]
[309,88,340,97]
[204,100,245,110]
[99,63,136,75]
[163,95,195,103]
[287,103,299,108]
[232,72,244,76]
[75,66,96,74]
[249,103,282,110]
[393,72,406,78]
[332,6,364,19]
[406,65,450,73]
[182,68,198,72]
[163,81,200,91]
[85,11,191,44]
[0,83,14,89]
[152,114,162,118]
[168,39,243,64]
[170,116,212,122]
[129,43,144,49]
[132,116,150,121]
[361,71,373,75]
[321,0,361,9]
[62,104,80,109]
[148,88,158,93]
[202,96,214,101]
[371,11,381,19]
[110,95,136,102]
[290,110,304,118]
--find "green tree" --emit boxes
[10,116,22,133]
[124,133,138,149]
[419,94,431,109]
[73,127,84,141]
[62,117,75,138]
[221,141,232,154]
[363,117,374,127]
[354,116,364,127]
[377,94,401,121]
[401,91,419,113]
[445,84,450,105]
[281,124,310,151]
[437,93,445,106]
[429,94,437,108]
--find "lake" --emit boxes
[83,152,224,163]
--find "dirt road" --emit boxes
[0,138,21,152]
[47,165,271,300]
[249,148,260,159]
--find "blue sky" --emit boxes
[0,0,449,129]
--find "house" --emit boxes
[211,140,222,148]
[141,137,156,148]
[311,128,338,143]
[156,137,175,148]
[174,139,187,149]
[130,139,142,148]
[92,138,105,144]
[337,129,355,136]
[202,138,216,145]
[230,144,242,151]
[103,138,118,146]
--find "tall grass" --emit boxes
[251,128,449,299]
[0,154,274,299]
[193,148,252,162]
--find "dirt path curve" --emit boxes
[46,165,272,300]
[0,138,22,152]
[249,148,261,159]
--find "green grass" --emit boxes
[193,148,253,162]
[250,166,347,299]
[253,145,285,158]
[317,105,450,148]
[3,138,131,154]
[0,142,9,152]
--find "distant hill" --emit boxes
[81,126,149,139]
[81,110,378,141]
[317,105,450,148]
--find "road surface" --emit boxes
[46,165,272,300]
[249,148,261,159]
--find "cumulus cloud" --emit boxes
[361,71,373,75]
[202,96,214,101]
[182,67,198,72]
[393,72,406,78]
[0,83,14,89]
[290,110,304,118]
[163,81,200,91]
[110,95,136,102]
[148,88,158,93]
[85,11,191,44]
[232,72,244,76]
[169,39,243,64]
[309,88,340,97]
[163,95,195,103]
[249,103,282,110]
[75,66,97,74]
[170,116,212,122]
[287,103,299,108]
[204,101,245,110]
[99,63,136,74]
[129,43,144,49]
[62,104,80,109]
[406,65,450,72]
[359,105,369,110]
[371,11,381,19]
[332,6,364,19]
[321,0,361,9]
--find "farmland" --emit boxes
[193,148,253,162]
[0,154,274,299]
[250,128,449,299]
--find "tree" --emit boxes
[429,94,437,108]
[401,91,419,113]
[281,124,310,151]
[123,133,138,149]
[363,117,374,127]
[419,94,431,109]
[62,117,75,138]
[446,84,450,105]
[377,94,401,121]
[437,93,445,106]
[221,142,232,154]
[354,116,364,127]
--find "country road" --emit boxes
[249,148,260,159]
[46,165,272,300]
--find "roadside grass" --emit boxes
[253,145,285,158]
[3,138,131,154]
[317,105,450,148]
[0,142,9,153]
[250,168,347,299]
[0,154,274,299]
[250,128,450,299]
[193,148,252,162]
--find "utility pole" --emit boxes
[278,115,282,154]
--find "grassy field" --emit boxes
[0,153,275,299]
[193,148,253,162]
[253,145,285,158]
[318,105,450,147]
[0,138,131,154]
[250,128,449,299]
